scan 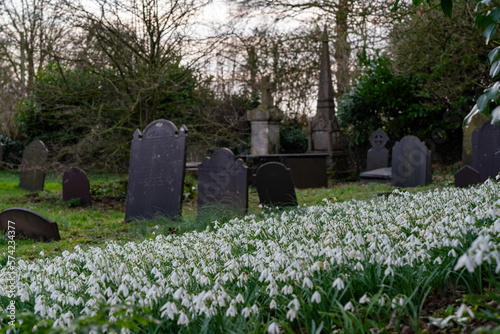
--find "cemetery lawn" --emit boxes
[0,166,457,262]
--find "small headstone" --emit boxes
[366,128,389,171]
[472,121,500,182]
[0,207,60,241]
[197,148,248,216]
[19,140,48,191]
[125,119,188,221]
[391,135,432,188]
[454,165,480,188]
[254,162,298,207]
[63,167,91,206]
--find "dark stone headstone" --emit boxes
[454,165,480,188]
[0,207,60,241]
[19,140,48,191]
[366,128,389,171]
[197,148,248,216]
[125,119,187,221]
[254,162,298,207]
[63,167,91,206]
[391,135,432,188]
[472,121,500,182]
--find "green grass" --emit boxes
[0,164,456,261]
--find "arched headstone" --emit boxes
[0,208,60,241]
[391,135,431,188]
[19,140,48,191]
[197,148,248,216]
[254,162,297,207]
[125,120,187,221]
[63,167,91,206]
[367,128,389,171]
[454,165,480,188]
[472,121,500,182]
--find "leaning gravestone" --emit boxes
[0,207,60,241]
[125,119,187,221]
[254,162,298,207]
[472,121,500,182]
[366,128,389,171]
[63,167,91,206]
[463,112,489,166]
[391,135,432,188]
[19,140,48,191]
[454,165,480,188]
[198,148,248,216]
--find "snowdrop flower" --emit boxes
[241,307,251,319]
[225,302,237,317]
[302,276,313,289]
[359,294,370,304]
[332,277,345,290]
[177,311,189,325]
[267,322,280,334]
[311,291,321,304]
[344,301,354,312]
[454,254,475,272]
[455,304,474,319]
[286,307,297,321]
[269,299,277,309]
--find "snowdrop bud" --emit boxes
[311,291,321,303]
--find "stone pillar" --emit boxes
[247,75,283,155]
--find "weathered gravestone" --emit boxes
[63,167,91,206]
[197,148,248,216]
[0,207,60,241]
[454,165,480,188]
[125,120,187,221]
[463,112,489,166]
[19,140,48,191]
[391,135,432,188]
[254,162,298,207]
[367,128,389,171]
[472,121,500,182]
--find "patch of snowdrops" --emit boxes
[2,180,500,332]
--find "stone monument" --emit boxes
[125,119,188,221]
[463,112,489,166]
[308,27,347,173]
[391,135,432,188]
[19,140,48,191]
[366,128,389,171]
[197,148,248,216]
[471,121,500,182]
[247,75,283,155]
[253,162,298,207]
[63,167,91,206]
[0,207,60,241]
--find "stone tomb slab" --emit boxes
[19,140,48,191]
[0,207,60,241]
[197,148,248,216]
[359,167,392,184]
[391,135,431,188]
[454,165,480,188]
[472,121,500,182]
[254,162,298,207]
[125,119,187,221]
[366,128,389,171]
[63,167,91,206]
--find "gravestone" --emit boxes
[472,121,500,182]
[0,142,3,164]
[125,119,187,221]
[63,167,91,206]
[0,207,60,241]
[254,162,297,207]
[19,140,48,191]
[454,165,480,188]
[366,128,389,171]
[197,148,248,216]
[359,167,392,184]
[463,112,489,166]
[391,135,432,188]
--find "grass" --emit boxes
[0,164,456,261]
